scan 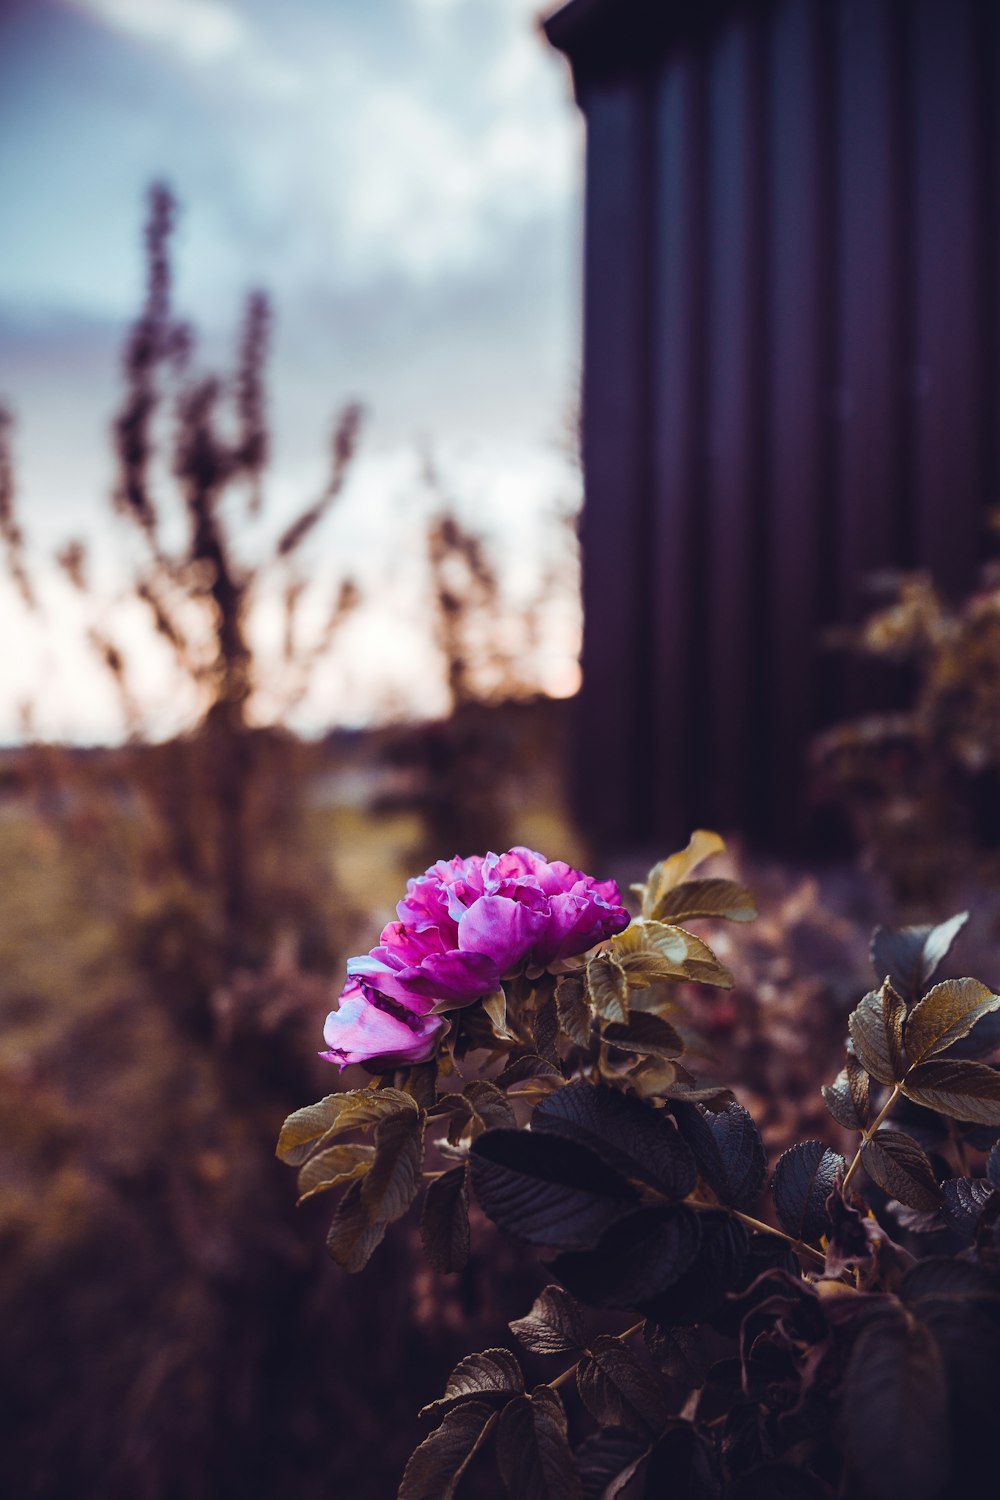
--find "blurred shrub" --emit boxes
[814,566,1000,904]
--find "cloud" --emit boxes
[67,0,299,94]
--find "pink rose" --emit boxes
[320,979,443,1070]
[342,846,629,1025]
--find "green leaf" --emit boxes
[276,1086,418,1165]
[870,912,968,1002]
[296,1141,375,1204]
[771,1141,845,1241]
[555,973,593,1046]
[420,1165,470,1274]
[496,1387,582,1500]
[420,1348,524,1418]
[533,1082,697,1200]
[399,1401,497,1500]
[325,1178,389,1272]
[641,831,726,917]
[509,1286,586,1356]
[904,978,1000,1065]
[613,920,734,989]
[360,1105,425,1224]
[551,1205,702,1312]
[575,1335,670,1438]
[649,877,757,925]
[822,1055,870,1130]
[860,1130,943,1211]
[671,1100,767,1210]
[469,1129,638,1250]
[587,951,629,1023]
[841,1310,949,1500]
[848,981,907,1086]
[902,1059,1000,1125]
[602,1013,685,1060]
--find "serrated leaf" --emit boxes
[296,1141,375,1204]
[842,1310,949,1500]
[399,1401,497,1500]
[940,1176,996,1237]
[602,1012,685,1060]
[496,1386,582,1500]
[421,1165,470,1273]
[555,973,593,1046]
[495,1053,563,1087]
[672,1100,767,1210]
[904,978,1000,1065]
[421,1348,524,1418]
[642,832,726,917]
[640,1210,749,1327]
[650,877,757,925]
[532,989,560,1063]
[848,982,907,1085]
[771,1141,845,1241]
[871,912,969,1002]
[469,1129,638,1250]
[465,1080,517,1131]
[533,1082,697,1200]
[860,1130,943,1211]
[276,1086,417,1165]
[575,1335,670,1438]
[360,1106,425,1224]
[574,1430,649,1500]
[613,920,734,990]
[643,1322,728,1387]
[509,1286,586,1355]
[902,1059,1000,1124]
[551,1205,702,1311]
[325,1178,389,1271]
[587,951,629,1023]
[822,1055,870,1131]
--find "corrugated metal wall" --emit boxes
[559,0,1000,852]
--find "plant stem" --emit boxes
[842,1084,902,1193]
[730,1209,828,1268]
[547,1320,644,1392]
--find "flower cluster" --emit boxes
[321,848,630,1069]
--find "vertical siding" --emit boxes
[910,0,985,594]
[766,0,836,839]
[570,0,997,852]
[577,81,655,848]
[835,0,907,613]
[650,52,709,838]
[704,17,769,837]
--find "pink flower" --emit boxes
[347,847,629,1016]
[320,979,444,1070]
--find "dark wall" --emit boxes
[548,0,1000,853]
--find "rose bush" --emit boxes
[322,847,630,1069]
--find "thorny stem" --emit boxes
[547,1320,645,1392]
[842,1084,902,1194]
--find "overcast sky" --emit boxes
[0,0,583,740]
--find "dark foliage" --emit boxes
[281,842,1000,1499]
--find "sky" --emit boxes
[0,0,583,741]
